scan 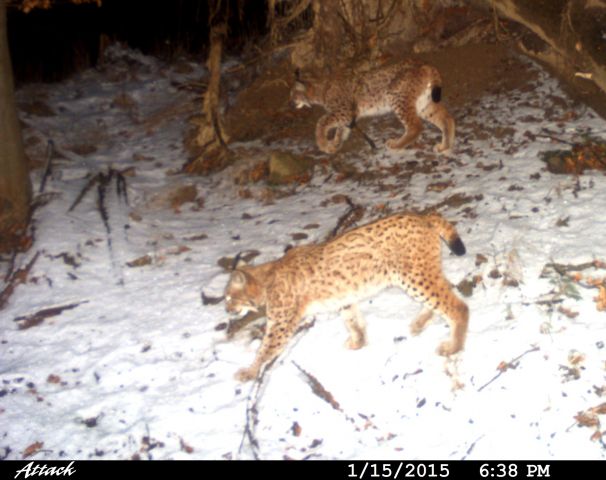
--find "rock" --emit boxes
[268,151,314,184]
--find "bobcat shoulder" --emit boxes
[225,212,468,382]
[291,59,455,155]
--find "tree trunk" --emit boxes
[288,0,455,71]
[0,0,32,252]
[487,0,606,98]
[183,22,231,175]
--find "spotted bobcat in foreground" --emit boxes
[291,59,455,155]
[225,212,468,382]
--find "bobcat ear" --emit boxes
[231,270,248,288]
[230,252,248,271]
[294,69,308,88]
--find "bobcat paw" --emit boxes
[437,340,462,357]
[409,322,424,336]
[235,367,256,382]
[319,142,341,154]
[345,336,365,350]
[386,138,402,150]
[434,143,452,155]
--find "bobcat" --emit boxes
[291,59,455,155]
[225,212,468,382]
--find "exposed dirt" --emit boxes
[225,39,539,153]
[226,31,606,155]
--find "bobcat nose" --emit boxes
[225,298,238,314]
[292,98,309,109]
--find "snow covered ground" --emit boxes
[2,45,606,460]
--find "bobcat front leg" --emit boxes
[410,308,433,335]
[235,306,303,382]
[387,103,423,150]
[315,113,351,154]
[341,304,367,349]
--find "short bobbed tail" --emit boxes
[448,237,466,256]
[431,85,442,103]
[427,214,466,256]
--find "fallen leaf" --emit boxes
[22,442,43,459]
[180,438,194,454]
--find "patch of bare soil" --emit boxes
[418,41,538,109]
[224,34,605,195]
[226,39,538,151]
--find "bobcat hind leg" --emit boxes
[387,103,423,150]
[342,304,367,350]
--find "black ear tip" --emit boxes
[450,237,466,256]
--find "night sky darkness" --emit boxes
[8,0,268,84]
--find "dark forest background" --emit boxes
[8,0,268,84]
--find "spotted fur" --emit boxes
[225,212,468,382]
[291,59,455,155]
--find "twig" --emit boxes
[238,359,275,459]
[326,196,365,240]
[350,117,377,150]
[274,0,312,27]
[38,140,54,194]
[69,168,130,258]
[97,172,112,241]
[3,250,17,283]
[544,260,606,291]
[462,435,484,460]
[477,345,540,392]
[14,301,89,330]
[67,174,99,213]
[292,361,341,411]
[0,252,40,310]
[116,171,128,205]
[545,260,601,274]
[537,129,575,146]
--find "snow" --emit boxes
[2,45,606,460]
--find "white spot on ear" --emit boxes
[231,271,247,288]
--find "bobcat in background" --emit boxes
[225,212,468,382]
[291,59,455,155]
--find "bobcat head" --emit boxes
[224,268,266,316]
[290,80,312,109]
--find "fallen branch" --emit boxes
[536,129,575,146]
[325,196,365,240]
[349,118,377,150]
[292,361,341,411]
[478,346,540,392]
[14,301,89,330]
[38,140,55,194]
[238,358,276,459]
[0,252,40,310]
[542,260,606,310]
